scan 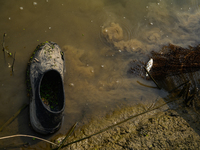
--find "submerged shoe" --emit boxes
[27,41,65,134]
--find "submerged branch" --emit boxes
[0,104,28,132]
[143,67,161,89]
[2,33,6,52]
[169,80,189,93]
[57,122,78,150]
[2,33,6,60]
[2,33,15,59]
[11,52,16,73]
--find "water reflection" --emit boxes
[1,0,200,149]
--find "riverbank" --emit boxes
[52,98,200,150]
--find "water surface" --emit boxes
[1,0,200,149]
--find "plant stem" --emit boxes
[0,104,28,132]
[11,52,16,74]
[57,122,78,150]
[143,67,161,89]
[0,134,58,146]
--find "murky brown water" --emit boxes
[1,0,200,149]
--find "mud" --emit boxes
[52,98,200,150]
[101,22,144,53]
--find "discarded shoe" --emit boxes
[27,41,65,134]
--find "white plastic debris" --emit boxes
[146,58,153,76]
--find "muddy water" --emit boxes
[0,0,200,149]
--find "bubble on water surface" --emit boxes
[20,7,23,10]
[69,83,74,87]
[33,2,37,6]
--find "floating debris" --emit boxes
[69,83,74,87]
[129,43,200,79]
[33,2,37,6]
[0,104,28,132]
[8,63,11,68]
[150,22,153,25]
[146,58,153,76]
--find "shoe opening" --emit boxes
[39,70,64,112]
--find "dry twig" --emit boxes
[0,134,58,146]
